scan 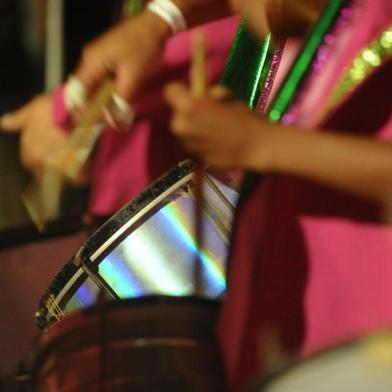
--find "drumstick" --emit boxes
[191,31,207,296]
[51,79,114,179]
[191,32,207,98]
[23,80,115,231]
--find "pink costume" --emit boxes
[218,1,392,390]
[53,16,239,216]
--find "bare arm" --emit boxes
[256,121,392,204]
[173,0,231,27]
[74,0,232,101]
[165,83,392,206]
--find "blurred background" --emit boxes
[0,0,122,241]
[0,0,122,386]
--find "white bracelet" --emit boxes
[147,0,187,34]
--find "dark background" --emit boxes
[0,0,121,387]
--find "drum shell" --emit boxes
[30,296,227,391]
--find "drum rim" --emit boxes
[79,159,194,264]
[47,294,220,330]
[40,294,221,335]
[36,160,194,329]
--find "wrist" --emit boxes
[170,0,230,28]
[242,117,297,173]
[240,116,275,172]
[260,123,310,175]
[131,9,173,44]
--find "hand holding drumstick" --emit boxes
[22,80,118,231]
[165,40,258,172]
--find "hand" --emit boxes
[0,94,69,180]
[165,83,273,170]
[74,11,172,103]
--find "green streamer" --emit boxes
[267,0,347,122]
[220,18,273,109]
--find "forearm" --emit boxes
[139,0,232,40]
[122,0,232,57]
[269,0,329,37]
[173,0,232,28]
[250,121,392,204]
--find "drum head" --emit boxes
[256,331,392,392]
[37,161,238,329]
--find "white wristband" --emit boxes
[147,0,187,34]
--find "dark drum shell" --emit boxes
[30,296,227,391]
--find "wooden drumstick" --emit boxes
[191,32,207,98]
[191,31,207,296]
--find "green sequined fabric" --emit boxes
[220,18,273,109]
[234,0,348,200]
[268,0,348,121]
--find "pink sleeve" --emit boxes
[52,85,73,131]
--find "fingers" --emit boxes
[165,82,249,170]
[73,32,141,106]
[102,93,135,130]
[209,85,234,101]
[165,83,233,109]
[63,73,135,130]
[170,111,193,137]
[0,103,31,133]
[164,82,193,111]
[165,83,198,138]
[114,65,140,102]
[73,55,109,100]
[165,82,229,137]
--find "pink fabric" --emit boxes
[52,16,239,215]
[52,85,72,130]
[301,215,392,354]
[218,2,392,390]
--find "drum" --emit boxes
[36,160,237,329]
[250,331,392,392]
[30,296,228,391]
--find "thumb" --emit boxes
[114,65,141,103]
[74,58,108,101]
[0,104,31,133]
[164,83,191,111]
